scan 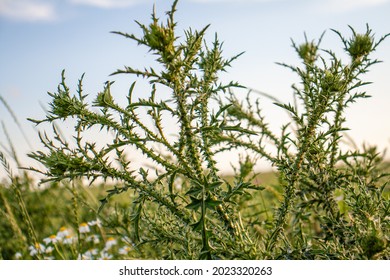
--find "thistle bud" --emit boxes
[347,33,373,64]
[297,41,318,66]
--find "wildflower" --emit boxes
[45,246,54,254]
[43,234,59,245]
[14,252,22,259]
[83,249,98,260]
[77,254,89,260]
[88,219,102,227]
[98,251,112,260]
[29,243,45,257]
[104,237,117,250]
[86,234,100,244]
[63,235,75,245]
[79,222,90,233]
[119,246,132,255]
[57,227,69,239]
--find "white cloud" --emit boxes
[0,0,56,21]
[319,0,390,13]
[69,0,143,8]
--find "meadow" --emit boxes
[1,0,389,260]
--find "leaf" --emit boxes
[168,170,178,203]
[185,196,202,211]
[211,104,233,124]
[205,197,222,209]
[98,197,108,214]
[131,200,143,242]
[190,217,204,231]
[220,123,258,135]
[185,186,202,197]
[206,180,223,191]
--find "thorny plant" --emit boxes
[222,26,390,258]
[28,1,389,259]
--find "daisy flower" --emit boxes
[63,235,75,245]
[45,246,54,254]
[28,243,45,256]
[86,234,100,244]
[118,246,132,255]
[79,222,90,233]
[57,227,70,239]
[80,249,98,260]
[98,251,113,260]
[88,219,102,227]
[43,234,59,245]
[14,252,22,259]
[104,237,117,250]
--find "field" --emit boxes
[1,0,389,260]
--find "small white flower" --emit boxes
[86,234,100,244]
[104,237,117,250]
[45,246,54,254]
[57,227,70,239]
[98,251,112,260]
[79,222,90,233]
[28,243,45,256]
[63,235,75,245]
[83,249,98,260]
[43,234,59,245]
[14,252,22,259]
[118,246,132,255]
[88,219,102,227]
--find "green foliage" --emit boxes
[27,0,257,260]
[220,23,390,259]
[1,0,389,260]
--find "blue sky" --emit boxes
[0,0,389,172]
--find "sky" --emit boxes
[0,0,389,175]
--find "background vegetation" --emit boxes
[1,0,389,260]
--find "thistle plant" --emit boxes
[28,0,261,260]
[220,25,390,259]
[27,0,389,260]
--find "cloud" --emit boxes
[69,0,143,8]
[0,0,56,21]
[318,0,390,13]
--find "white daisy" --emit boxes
[43,234,59,245]
[83,249,98,260]
[98,251,112,260]
[45,246,54,254]
[14,252,22,259]
[104,237,117,250]
[79,222,90,233]
[86,234,100,244]
[28,243,45,256]
[57,227,70,239]
[88,219,102,227]
[63,235,75,245]
[118,246,132,255]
